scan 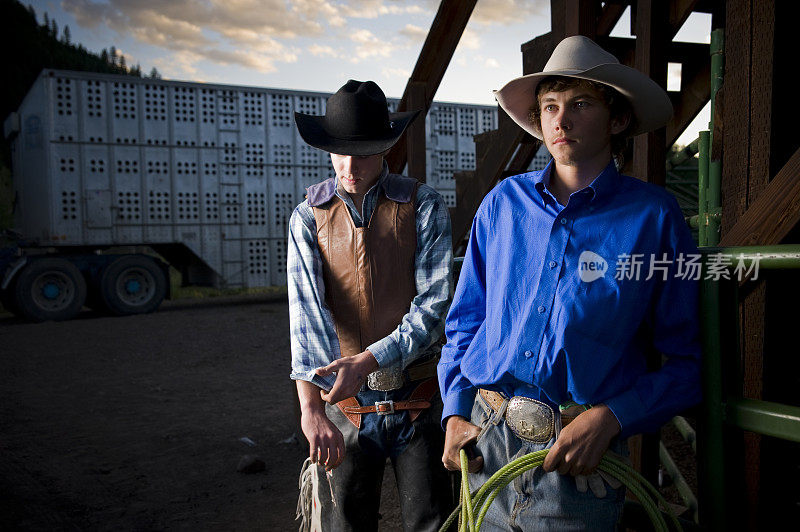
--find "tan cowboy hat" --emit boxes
[495,35,673,139]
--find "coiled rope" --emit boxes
[441,448,683,532]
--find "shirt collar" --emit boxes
[334,160,389,198]
[334,160,390,199]
[534,158,619,205]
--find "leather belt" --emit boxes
[367,353,440,391]
[336,377,439,429]
[479,389,585,443]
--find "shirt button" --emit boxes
[548,260,557,269]
[560,218,568,225]
[537,305,546,313]
[524,350,533,358]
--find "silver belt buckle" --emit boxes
[367,366,404,391]
[505,396,555,443]
[374,400,395,415]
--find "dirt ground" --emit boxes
[1,295,697,531]
[0,295,405,531]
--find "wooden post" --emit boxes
[386,0,477,173]
[631,0,668,186]
[406,82,427,182]
[720,0,776,527]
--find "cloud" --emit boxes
[349,29,395,61]
[382,66,410,79]
[335,0,428,18]
[458,27,482,50]
[62,0,306,73]
[417,0,547,26]
[60,0,432,73]
[308,44,340,58]
[399,23,428,43]
[472,0,547,25]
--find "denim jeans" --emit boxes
[468,393,627,531]
[316,381,454,531]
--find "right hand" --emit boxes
[442,415,484,472]
[300,407,345,471]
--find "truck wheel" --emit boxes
[99,255,166,316]
[13,258,87,321]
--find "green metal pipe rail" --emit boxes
[698,245,800,531]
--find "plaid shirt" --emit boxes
[288,163,453,391]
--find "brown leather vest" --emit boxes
[309,175,418,358]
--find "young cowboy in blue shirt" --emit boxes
[439,36,701,530]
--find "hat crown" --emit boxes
[543,35,620,72]
[324,80,392,139]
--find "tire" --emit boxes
[13,258,87,322]
[99,255,166,316]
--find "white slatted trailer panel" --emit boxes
[14,70,496,287]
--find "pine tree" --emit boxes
[149,67,161,79]
[63,25,71,45]
[43,11,49,28]
[109,45,117,65]
[100,48,108,64]
[50,18,57,38]
[119,54,126,71]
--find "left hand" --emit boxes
[542,404,621,477]
[575,468,624,498]
[316,350,379,404]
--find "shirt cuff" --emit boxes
[367,336,401,368]
[289,370,334,392]
[604,388,645,439]
[441,387,478,430]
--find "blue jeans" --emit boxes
[317,382,454,531]
[468,393,627,531]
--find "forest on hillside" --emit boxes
[0,0,160,230]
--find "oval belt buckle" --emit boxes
[367,366,404,391]
[505,396,555,443]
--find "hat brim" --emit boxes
[294,110,420,156]
[495,63,673,140]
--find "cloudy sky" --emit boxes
[30,0,711,142]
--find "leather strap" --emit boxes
[335,397,363,429]
[335,377,439,429]
[479,389,581,428]
[405,355,439,382]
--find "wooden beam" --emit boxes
[721,0,751,235]
[564,0,599,39]
[719,148,800,247]
[451,108,526,246]
[522,33,555,76]
[631,0,668,186]
[666,53,710,146]
[596,2,629,37]
[386,0,477,173]
[406,82,427,182]
[718,4,777,525]
[506,136,542,175]
[668,0,702,37]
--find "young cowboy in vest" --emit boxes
[290,80,454,531]
[439,36,701,530]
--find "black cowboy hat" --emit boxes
[294,79,420,156]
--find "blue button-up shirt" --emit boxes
[289,163,453,391]
[439,160,701,438]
